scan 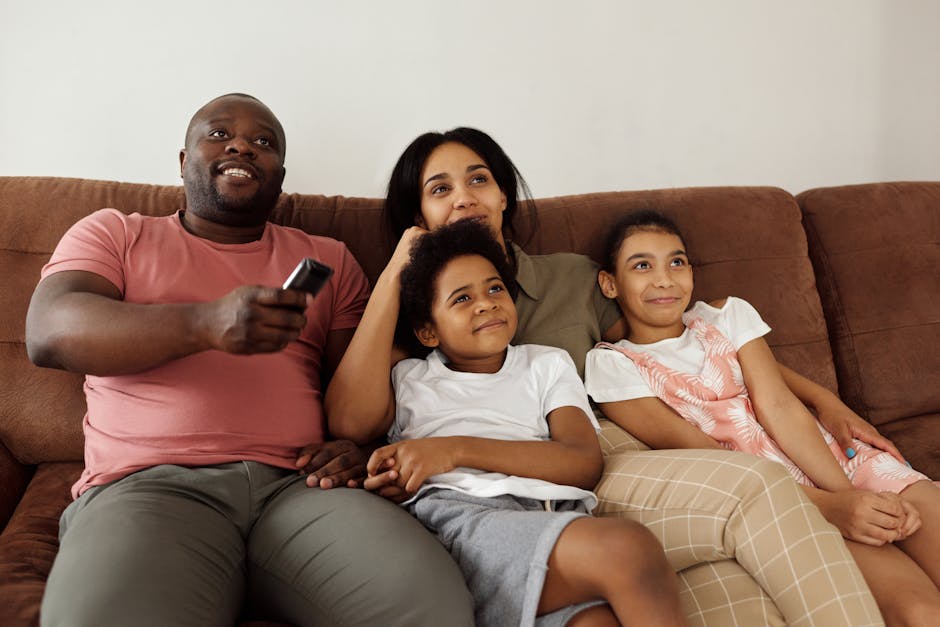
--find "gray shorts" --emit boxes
[408,488,607,627]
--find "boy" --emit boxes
[365,219,687,627]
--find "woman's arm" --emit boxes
[325,228,426,443]
[738,338,852,492]
[367,405,603,494]
[778,364,905,463]
[598,396,724,451]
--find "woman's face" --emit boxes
[418,142,507,248]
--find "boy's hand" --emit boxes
[821,489,917,546]
[815,398,906,465]
[295,440,367,488]
[363,464,409,503]
[368,438,457,494]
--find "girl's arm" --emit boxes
[778,364,905,463]
[738,337,853,492]
[325,228,425,444]
[367,405,603,494]
[598,397,724,451]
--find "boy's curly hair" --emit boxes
[398,219,514,356]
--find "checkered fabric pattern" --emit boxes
[594,420,883,626]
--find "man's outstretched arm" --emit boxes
[26,269,308,376]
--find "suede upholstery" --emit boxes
[0,176,936,626]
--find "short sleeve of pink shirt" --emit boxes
[42,209,371,497]
[585,297,770,403]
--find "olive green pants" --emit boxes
[41,462,473,627]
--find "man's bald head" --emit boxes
[184,93,286,158]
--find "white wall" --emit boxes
[2,0,938,198]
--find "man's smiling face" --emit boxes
[180,94,286,226]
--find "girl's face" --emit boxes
[418,142,507,248]
[416,254,518,373]
[598,229,692,344]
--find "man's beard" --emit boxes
[185,170,280,227]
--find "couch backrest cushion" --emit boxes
[1,178,185,464]
[1,177,835,465]
[797,182,940,427]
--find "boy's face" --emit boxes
[598,229,692,344]
[417,254,518,373]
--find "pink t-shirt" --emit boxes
[42,209,370,497]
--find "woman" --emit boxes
[326,128,886,626]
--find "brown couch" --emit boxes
[1,176,936,626]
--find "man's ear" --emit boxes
[598,270,618,299]
[179,149,186,178]
[414,324,439,348]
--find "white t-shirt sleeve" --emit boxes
[584,346,655,403]
[537,349,600,429]
[388,358,425,442]
[695,297,771,350]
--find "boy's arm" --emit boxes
[778,364,905,463]
[367,405,603,494]
[598,396,724,450]
[738,337,853,492]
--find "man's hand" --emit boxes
[819,489,919,546]
[367,438,457,495]
[815,397,906,464]
[203,286,310,355]
[295,440,367,489]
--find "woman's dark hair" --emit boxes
[385,127,536,245]
[398,219,514,356]
[602,209,687,273]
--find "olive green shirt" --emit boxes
[511,244,623,378]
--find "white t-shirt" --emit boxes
[391,343,598,509]
[585,297,770,403]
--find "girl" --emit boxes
[368,218,687,626]
[585,209,940,626]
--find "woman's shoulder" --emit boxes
[524,249,600,272]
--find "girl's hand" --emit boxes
[897,496,923,538]
[814,397,906,465]
[820,489,914,546]
[368,438,457,494]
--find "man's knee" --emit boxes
[248,487,474,627]
[42,473,246,627]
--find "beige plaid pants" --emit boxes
[596,419,883,627]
